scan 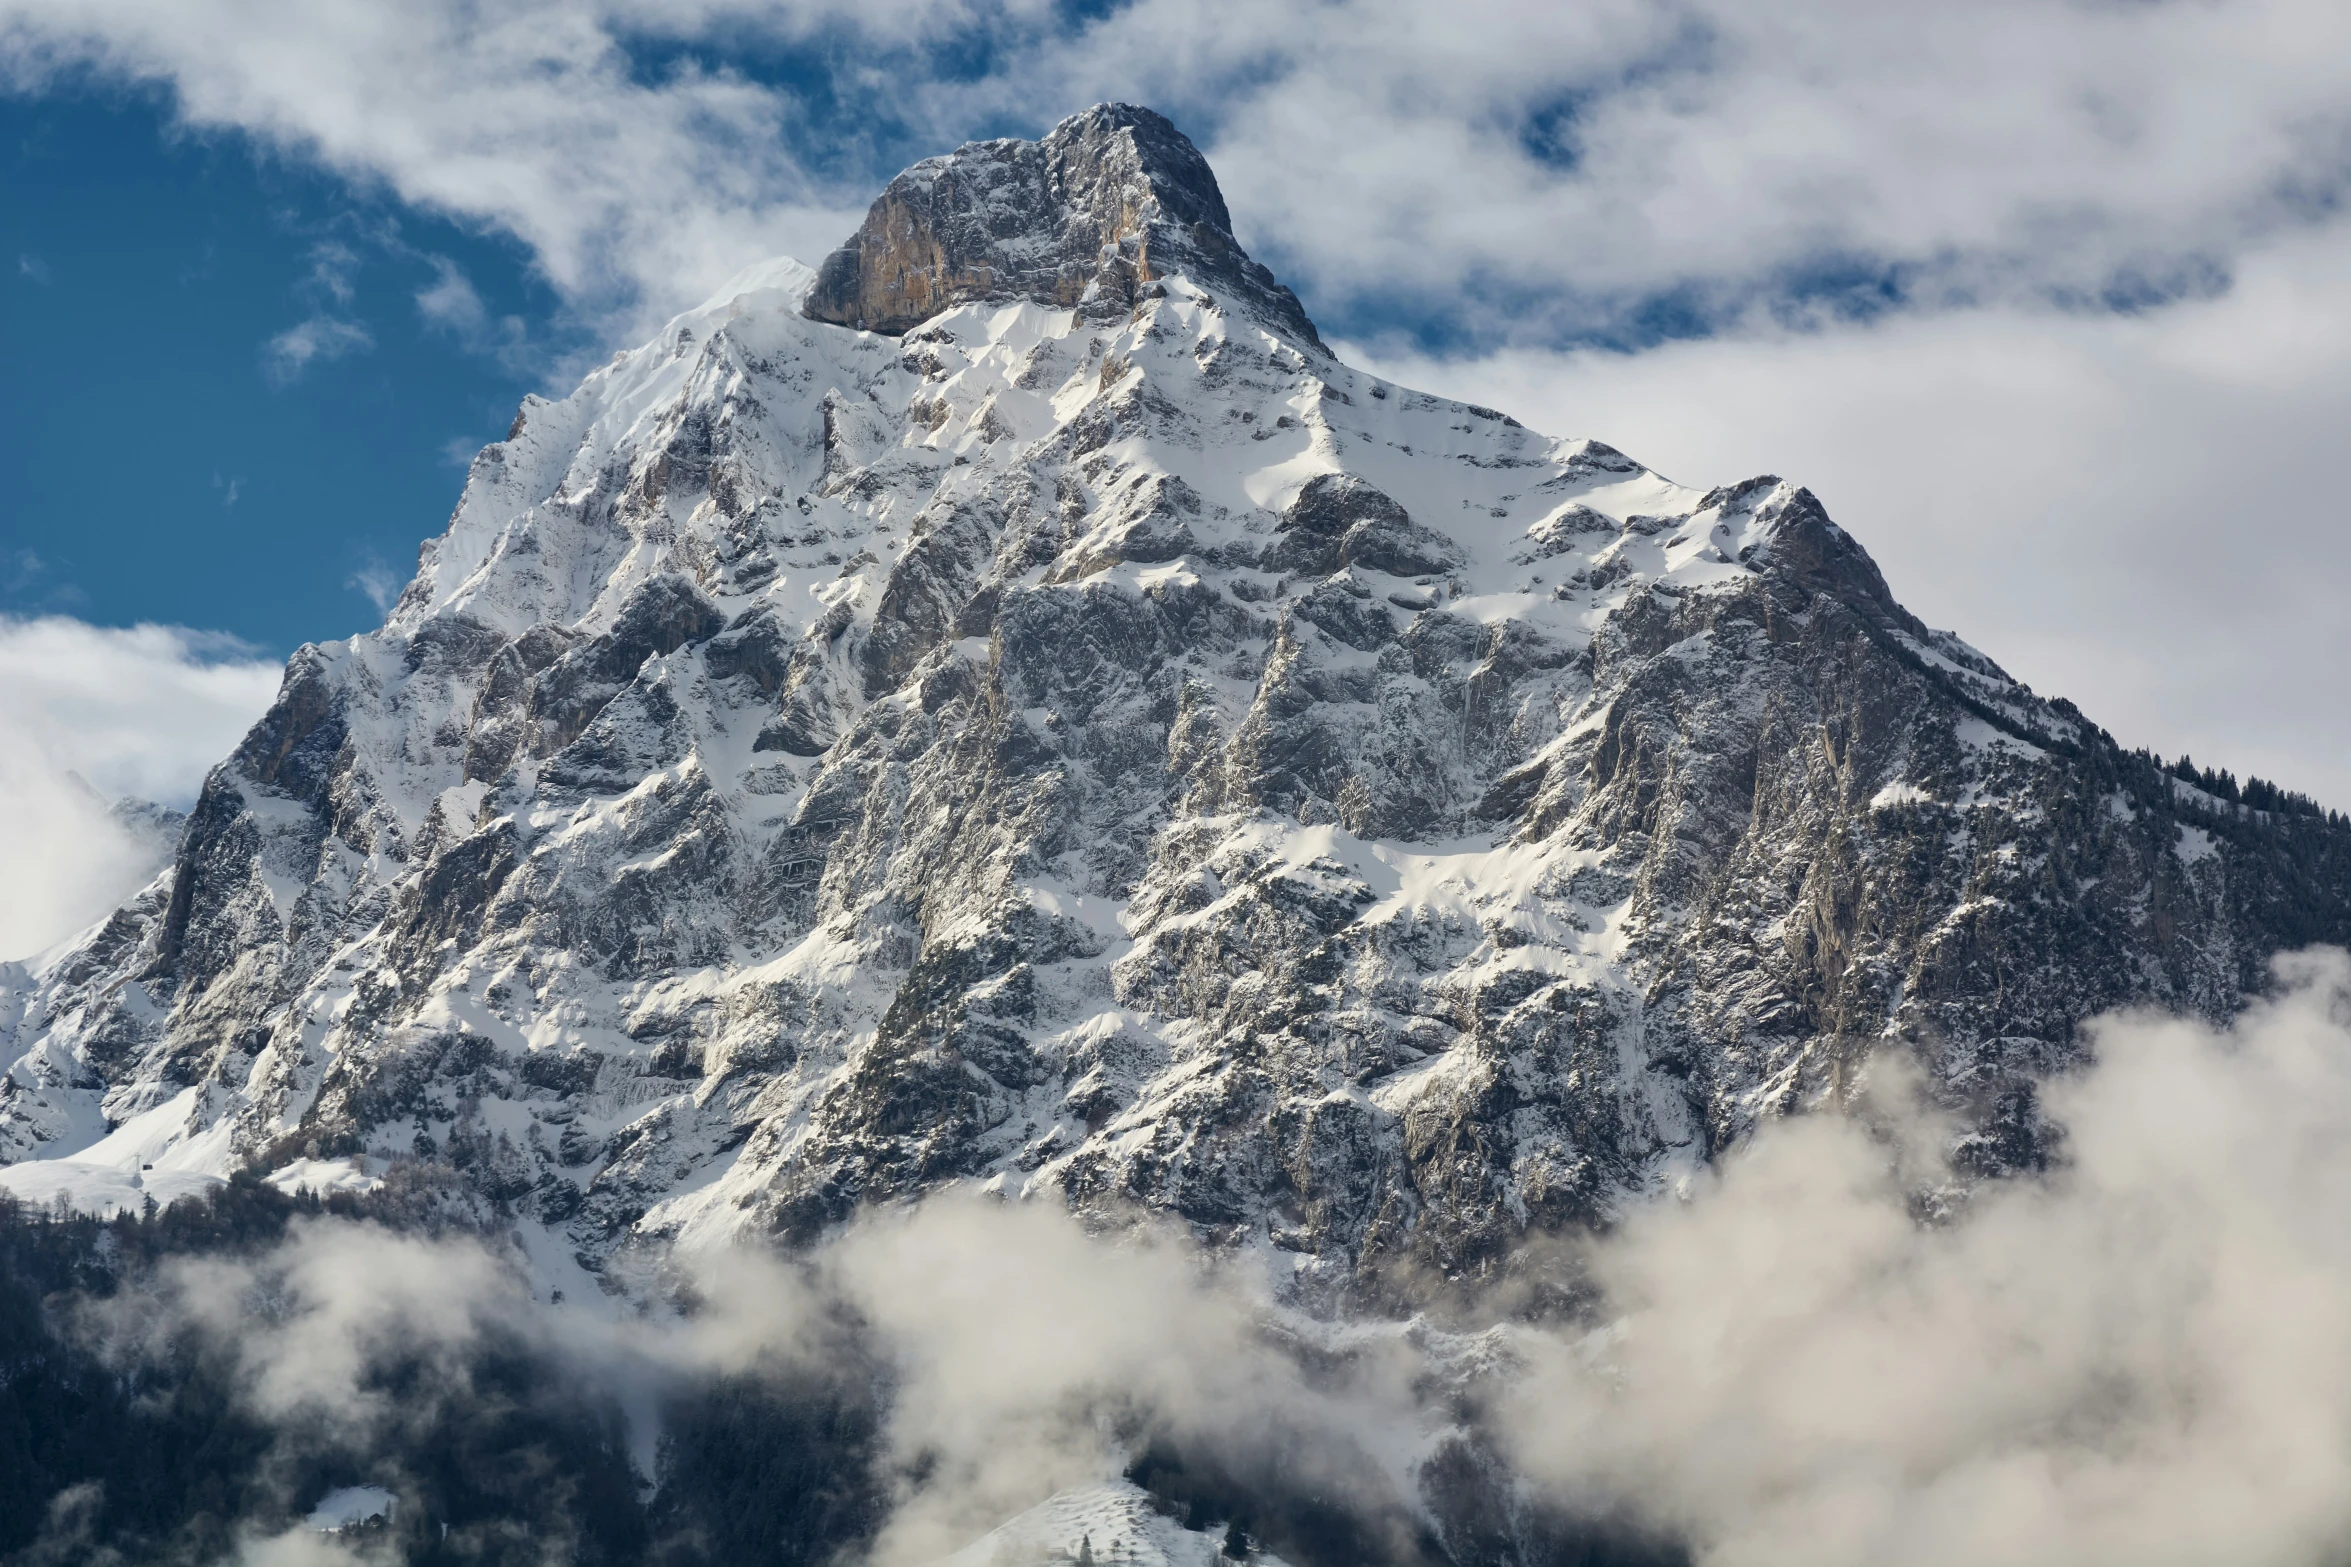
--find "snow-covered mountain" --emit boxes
[5,104,2348,1298]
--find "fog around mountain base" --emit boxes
[20,951,2350,1567]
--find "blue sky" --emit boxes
[2,88,554,649]
[1,0,2349,953]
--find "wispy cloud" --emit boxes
[17,251,51,284]
[1502,951,2351,1565]
[299,238,360,305]
[415,254,532,368]
[211,472,243,508]
[176,240,218,286]
[0,0,865,341]
[0,614,278,959]
[344,556,402,614]
[259,237,374,384]
[413,254,485,334]
[956,0,2351,349]
[261,314,371,385]
[0,547,88,615]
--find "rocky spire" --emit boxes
[803,103,1323,350]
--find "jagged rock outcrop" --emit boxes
[805,103,1322,350]
[5,105,2350,1309]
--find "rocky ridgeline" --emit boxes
[5,104,2349,1301]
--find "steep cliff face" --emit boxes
[5,105,2348,1295]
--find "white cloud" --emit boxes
[414,254,534,370]
[413,255,486,335]
[260,240,374,383]
[163,1219,523,1424]
[17,250,51,283]
[345,557,402,614]
[0,616,279,961]
[708,958,2351,1567]
[299,237,360,306]
[262,313,372,384]
[233,1529,365,1567]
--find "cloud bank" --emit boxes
[0,616,279,961]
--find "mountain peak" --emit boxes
[803,103,1322,349]
[13,100,2351,1377]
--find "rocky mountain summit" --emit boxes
[5,103,2349,1301]
[804,103,1321,350]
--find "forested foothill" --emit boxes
[0,1175,885,1567]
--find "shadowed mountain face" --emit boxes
[5,104,2350,1309]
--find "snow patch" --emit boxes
[934,1479,1288,1567]
[265,1157,384,1198]
[306,1486,396,1531]
[0,1158,222,1218]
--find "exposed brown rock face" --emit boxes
[804,103,1324,350]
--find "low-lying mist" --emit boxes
[1506,946,2351,1566]
[12,951,2351,1567]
